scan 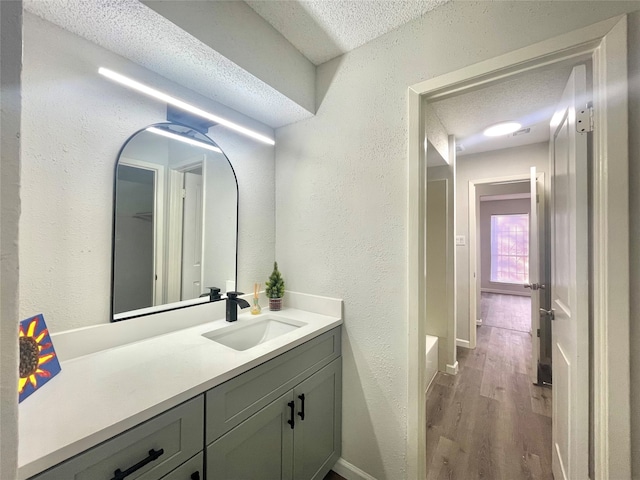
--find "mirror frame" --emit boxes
[110,122,239,322]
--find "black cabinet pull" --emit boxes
[111,448,164,480]
[191,472,201,480]
[297,394,305,421]
[287,401,295,429]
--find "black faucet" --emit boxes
[200,287,222,302]
[226,291,250,322]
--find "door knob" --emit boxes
[540,308,555,320]
[524,283,546,291]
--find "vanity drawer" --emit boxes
[206,327,341,443]
[33,396,204,480]
[159,452,203,480]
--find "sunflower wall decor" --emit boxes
[18,314,61,403]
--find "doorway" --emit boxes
[466,172,549,386]
[113,159,166,314]
[428,162,552,477]
[407,15,630,480]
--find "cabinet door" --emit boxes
[207,391,294,480]
[206,328,341,444]
[293,358,342,480]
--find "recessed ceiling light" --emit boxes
[98,67,275,146]
[483,121,522,137]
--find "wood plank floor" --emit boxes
[481,292,531,333]
[426,293,552,480]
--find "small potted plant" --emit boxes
[265,261,285,311]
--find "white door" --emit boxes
[550,64,589,480]
[181,169,204,300]
[527,166,541,384]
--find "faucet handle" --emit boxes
[203,287,221,301]
[226,291,244,299]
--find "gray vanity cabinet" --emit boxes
[206,327,342,480]
[32,396,204,480]
[207,358,341,480]
[28,327,341,480]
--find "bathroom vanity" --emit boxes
[18,296,342,480]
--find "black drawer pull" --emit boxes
[297,394,305,421]
[191,472,201,480]
[111,448,164,480]
[287,401,295,429]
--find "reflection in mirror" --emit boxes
[112,123,238,320]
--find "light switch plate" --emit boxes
[455,235,466,246]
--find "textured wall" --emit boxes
[0,2,21,477]
[20,13,275,333]
[274,3,640,477]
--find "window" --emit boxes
[490,214,529,284]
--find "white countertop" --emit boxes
[18,300,342,479]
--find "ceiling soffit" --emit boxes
[24,0,315,129]
[246,0,449,66]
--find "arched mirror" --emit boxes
[111,123,238,321]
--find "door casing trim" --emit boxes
[407,14,629,480]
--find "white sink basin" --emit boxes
[202,316,306,351]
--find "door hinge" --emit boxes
[537,328,540,338]
[181,188,187,199]
[576,106,594,134]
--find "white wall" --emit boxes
[20,13,276,333]
[627,10,640,479]
[0,2,21,477]
[456,143,548,343]
[274,3,640,476]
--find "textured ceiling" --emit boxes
[23,0,313,129]
[25,0,452,128]
[431,65,574,156]
[246,0,449,65]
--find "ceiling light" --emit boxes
[99,68,275,146]
[483,121,522,137]
[146,127,223,153]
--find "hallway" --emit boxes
[426,293,552,479]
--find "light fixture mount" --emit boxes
[167,105,216,134]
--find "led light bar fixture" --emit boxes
[146,127,223,153]
[99,68,275,146]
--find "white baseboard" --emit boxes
[446,361,459,375]
[476,318,483,326]
[332,458,378,480]
[456,338,471,348]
